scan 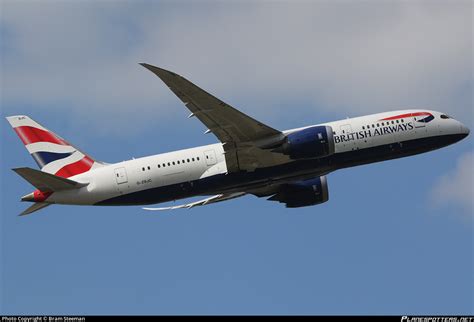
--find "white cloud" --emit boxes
[430,151,474,215]
[1,1,472,135]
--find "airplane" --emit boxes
[6,63,470,216]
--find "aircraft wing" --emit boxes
[142,192,246,211]
[140,63,289,172]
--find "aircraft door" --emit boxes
[204,150,217,166]
[114,167,128,184]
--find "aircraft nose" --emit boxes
[460,123,470,137]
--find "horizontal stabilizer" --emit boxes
[20,202,51,216]
[12,167,88,192]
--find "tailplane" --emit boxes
[12,167,88,192]
[6,115,105,178]
[20,202,51,216]
[12,167,89,216]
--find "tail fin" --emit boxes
[6,115,104,178]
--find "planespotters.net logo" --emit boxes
[402,317,473,322]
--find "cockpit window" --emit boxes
[440,114,450,119]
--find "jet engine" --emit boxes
[268,176,329,208]
[273,126,335,159]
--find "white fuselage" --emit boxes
[47,109,469,206]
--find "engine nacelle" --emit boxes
[268,176,329,208]
[275,126,335,159]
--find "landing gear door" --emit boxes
[114,167,128,184]
[204,150,217,166]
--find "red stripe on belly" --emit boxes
[13,126,68,146]
[55,156,94,178]
[380,112,432,121]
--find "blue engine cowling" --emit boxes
[274,126,335,159]
[268,176,329,208]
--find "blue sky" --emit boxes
[1,0,472,315]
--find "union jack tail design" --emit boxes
[6,115,104,178]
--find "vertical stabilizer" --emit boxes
[6,115,104,178]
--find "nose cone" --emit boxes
[461,124,470,136]
[462,125,470,136]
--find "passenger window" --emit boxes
[197,157,200,161]
[192,158,195,161]
[396,120,399,123]
[116,173,119,177]
[372,124,375,128]
[182,160,185,163]
[177,161,180,164]
[362,126,365,130]
[376,123,380,127]
[187,159,190,162]
[147,166,150,170]
[158,164,161,168]
[401,119,404,122]
[391,121,394,124]
[142,167,145,171]
[167,162,170,166]
[172,161,175,165]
